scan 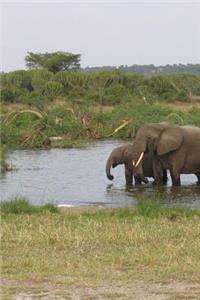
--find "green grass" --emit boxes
[1,199,200,285]
[1,100,200,149]
[0,146,9,172]
[0,198,58,214]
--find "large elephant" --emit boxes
[106,143,168,185]
[130,123,200,186]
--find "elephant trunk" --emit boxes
[106,157,114,180]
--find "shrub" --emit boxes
[43,81,64,99]
[30,69,53,94]
[44,107,82,136]
[20,92,47,107]
[1,86,26,103]
[104,83,128,104]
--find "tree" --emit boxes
[25,51,81,73]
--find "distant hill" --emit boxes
[83,64,200,75]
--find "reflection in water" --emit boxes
[0,140,200,208]
[106,182,200,208]
[128,184,200,208]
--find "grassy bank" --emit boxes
[1,70,200,149]
[1,99,200,149]
[0,146,9,173]
[1,199,200,286]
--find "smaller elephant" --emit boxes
[106,144,167,186]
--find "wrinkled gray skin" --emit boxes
[106,144,168,185]
[130,122,200,186]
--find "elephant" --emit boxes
[106,143,168,185]
[130,122,200,186]
[196,173,200,184]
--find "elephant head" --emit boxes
[106,144,128,180]
[105,144,149,184]
[131,122,184,176]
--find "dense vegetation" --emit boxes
[1,63,200,149]
[84,63,200,75]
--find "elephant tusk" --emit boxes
[135,152,144,167]
[132,160,135,166]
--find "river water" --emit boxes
[0,140,200,208]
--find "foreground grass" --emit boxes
[1,199,200,287]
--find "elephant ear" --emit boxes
[157,127,183,155]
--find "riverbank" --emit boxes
[1,199,200,298]
[1,70,200,150]
[2,99,200,149]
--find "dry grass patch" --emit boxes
[1,204,200,286]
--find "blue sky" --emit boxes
[1,1,200,71]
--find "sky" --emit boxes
[1,0,200,72]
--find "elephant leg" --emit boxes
[162,169,168,185]
[125,167,133,185]
[195,173,200,184]
[134,174,148,184]
[170,169,181,186]
[134,175,142,185]
[152,159,165,185]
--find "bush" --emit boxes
[44,107,82,136]
[43,81,64,99]
[54,71,71,91]
[104,83,128,104]
[1,86,26,103]
[30,69,53,94]
[147,75,176,97]
[20,92,47,107]
[177,90,190,102]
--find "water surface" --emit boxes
[0,140,199,208]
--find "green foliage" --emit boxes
[20,93,47,107]
[54,71,71,91]
[1,70,32,91]
[136,199,200,218]
[1,69,200,104]
[103,83,128,104]
[81,200,200,220]
[25,51,81,73]
[109,100,173,134]
[1,67,200,148]
[1,124,19,148]
[43,81,64,99]
[148,76,175,98]
[185,106,200,126]
[0,198,58,214]
[1,87,22,103]
[30,69,53,94]
[44,107,82,137]
[0,146,9,173]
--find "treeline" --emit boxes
[84,64,200,75]
[1,69,200,106]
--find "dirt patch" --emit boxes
[165,101,200,112]
[1,278,200,300]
